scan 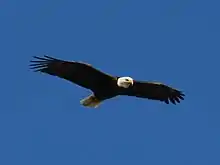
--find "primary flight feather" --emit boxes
[30,55,185,108]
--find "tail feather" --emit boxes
[80,94,101,108]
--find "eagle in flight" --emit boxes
[29,55,185,108]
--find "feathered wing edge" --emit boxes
[163,87,185,104]
[29,55,59,72]
[149,82,185,105]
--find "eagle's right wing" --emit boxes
[29,55,115,91]
[124,81,185,104]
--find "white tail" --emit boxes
[80,94,101,108]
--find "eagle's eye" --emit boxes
[125,78,129,81]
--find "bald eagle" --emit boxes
[29,55,185,108]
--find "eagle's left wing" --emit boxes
[124,81,185,104]
[29,55,115,92]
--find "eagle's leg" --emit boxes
[80,94,101,108]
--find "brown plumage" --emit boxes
[30,55,185,108]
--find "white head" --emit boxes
[117,76,134,88]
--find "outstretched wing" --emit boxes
[29,55,115,91]
[124,81,185,104]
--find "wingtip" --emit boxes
[29,55,51,72]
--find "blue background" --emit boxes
[1,0,220,164]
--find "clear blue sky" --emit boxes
[1,0,220,164]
